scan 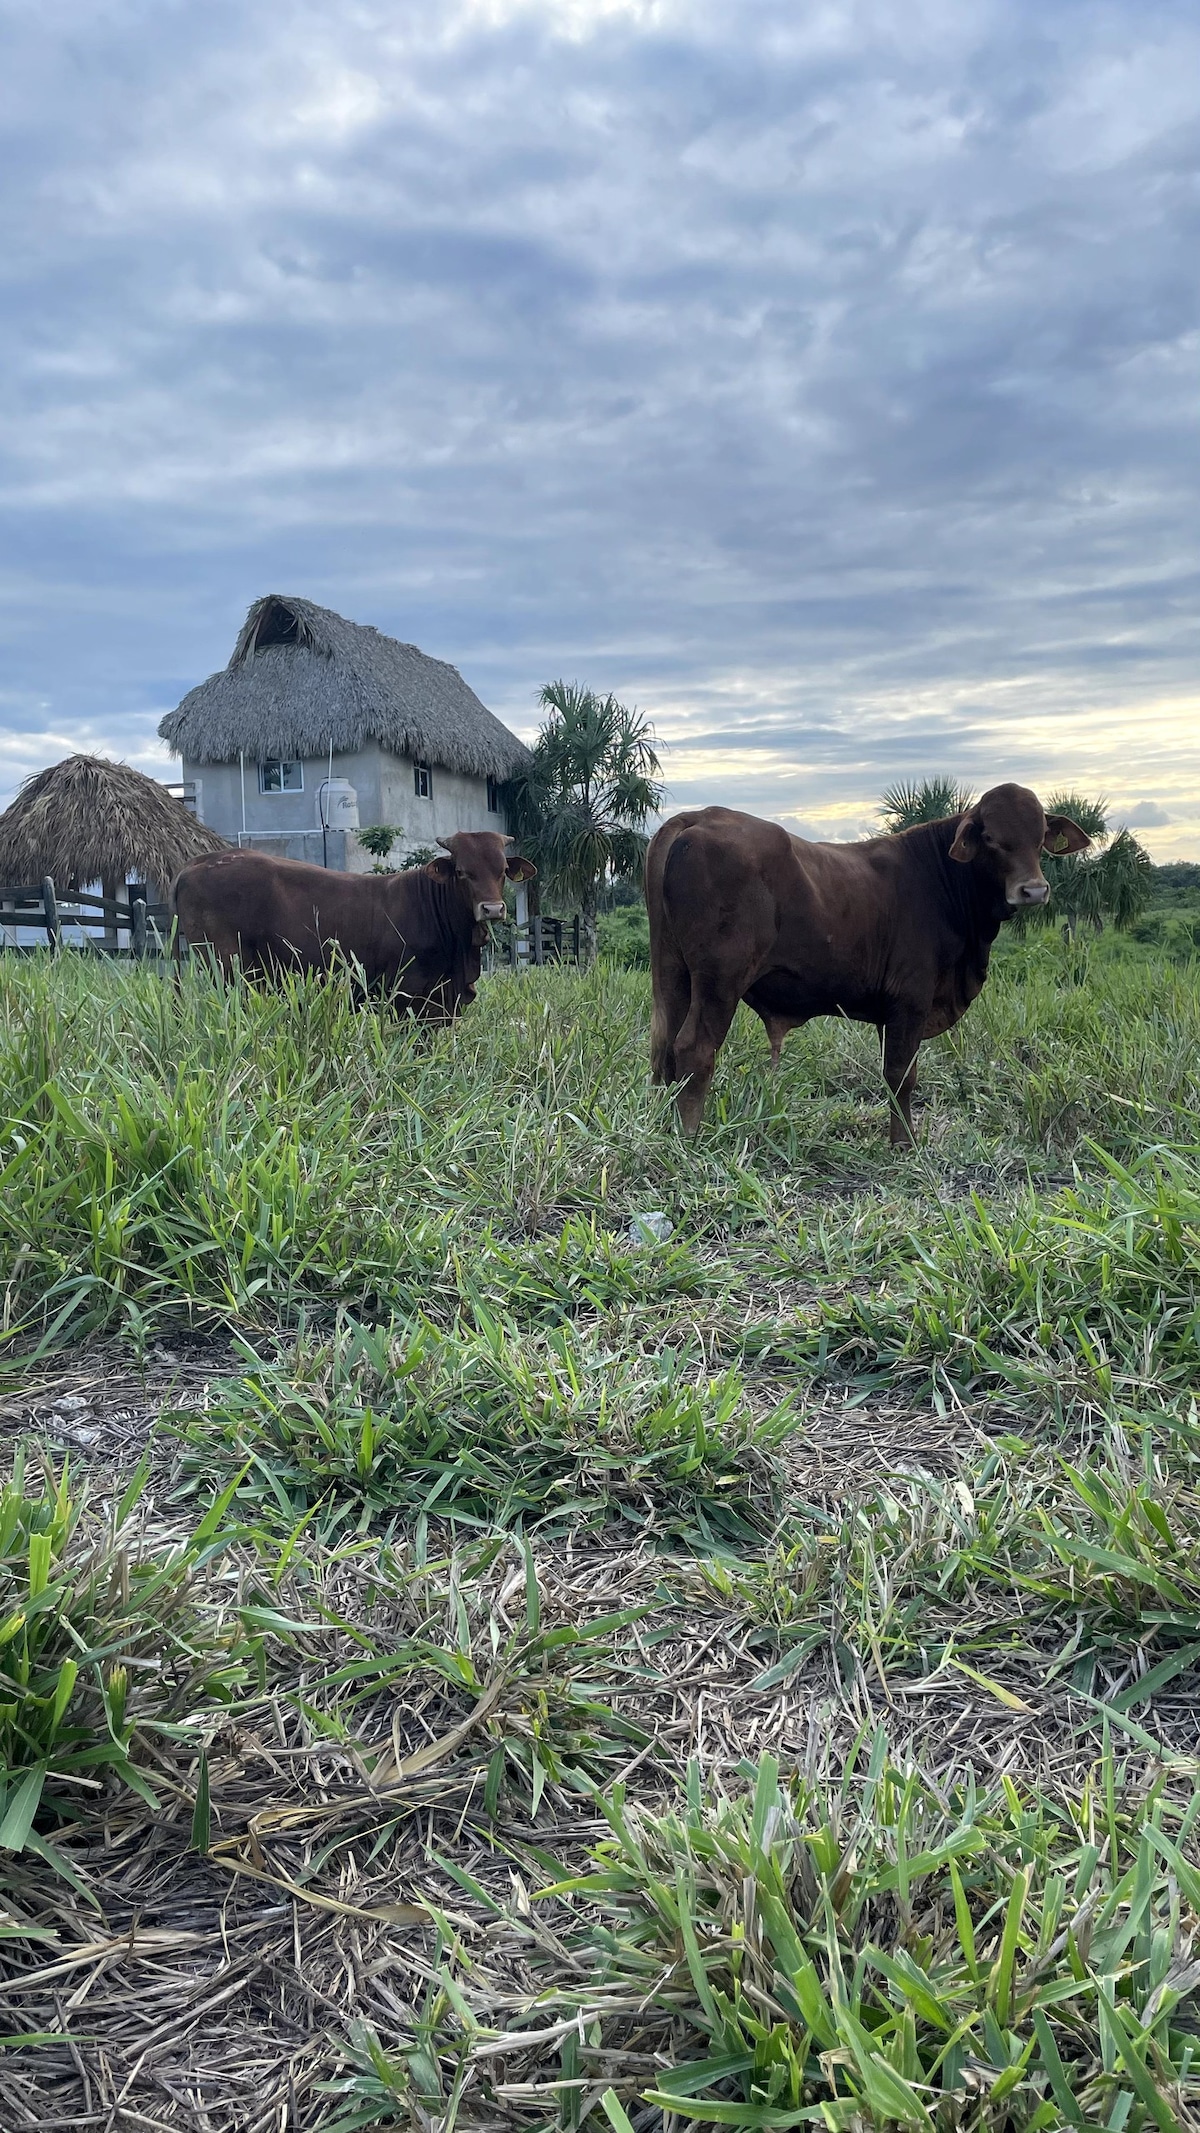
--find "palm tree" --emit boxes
[507,681,664,967]
[1032,793,1153,936]
[879,776,974,833]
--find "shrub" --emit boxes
[597,904,650,968]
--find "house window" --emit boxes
[414,761,432,799]
[486,776,499,814]
[259,760,303,793]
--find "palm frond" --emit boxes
[879,777,973,834]
[1046,791,1109,841]
[1031,815,1154,935]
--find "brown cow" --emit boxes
[172,830,535,1017]
[646,784,1090,1140]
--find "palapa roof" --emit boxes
[159,594,533,781]
[0,754,227,892]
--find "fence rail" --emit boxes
[0,882,580,970]
[0,880,171,956]
[487,915,581,968]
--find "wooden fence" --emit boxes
[0,881,580,969]
[0,881,172,956]
[488,916,581,968]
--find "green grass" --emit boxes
[2,938,1199,1349]
[2,938,1200,2125]
[0,1453,254,1881]
[545,1735,1200,2131]
[325,1727,1200,2131]
[171,1313,787,1542]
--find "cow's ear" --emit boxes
[1043,813,1091,856]
[425,855,456,880]
[505,855,537,881]
[948,812,981,864]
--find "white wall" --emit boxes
[377,750,505,854]
[184,746,381,856]
[184,742,505,872]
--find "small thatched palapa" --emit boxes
[159,594,532,781]
[0,755,227,894]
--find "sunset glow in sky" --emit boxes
[2,0,1197,851]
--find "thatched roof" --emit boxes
[159,594,533,780]
[0,755,227,891]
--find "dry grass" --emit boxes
[2,1349,1198,2128]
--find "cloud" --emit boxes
[0,0,1197,856]
[1117,798,1172,826]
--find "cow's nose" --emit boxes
[1012,879,1050,906]
[477,900,506,921]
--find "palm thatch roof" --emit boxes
[159,595,533,781]
[0,755,227,892]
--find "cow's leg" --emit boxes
[670,985,742,1135]
[881,1013,924,1146]
[650,947,691,1085]
[762,1015,790,1071]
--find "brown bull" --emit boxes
[172,829,535,1017]
[646,783,1090,1139]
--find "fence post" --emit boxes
[572,915,580,964]
[100,874,120,954]
[552,918,562,961]
[41,876,60,951]
[514,882,530,966]
[129,884,148,959]
[531,915,543,966]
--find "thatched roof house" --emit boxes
[157,595,532,871]
[159,595,531,782]
[0,754,227,895]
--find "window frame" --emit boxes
[486,776,500,814]
[414,761,432,800]
[258,759,304,794]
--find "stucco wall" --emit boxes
[183,743,505,873]
[184,749,381,844]
[377,752,505,851]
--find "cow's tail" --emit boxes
[646,829,691,1085]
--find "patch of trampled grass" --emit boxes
[323,1732,1200,2130]
[700,1417,1200,1727]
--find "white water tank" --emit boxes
[318,779,359,832]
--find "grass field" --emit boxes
[1,937,1200,2130]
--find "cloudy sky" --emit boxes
[2,0,1197,849]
